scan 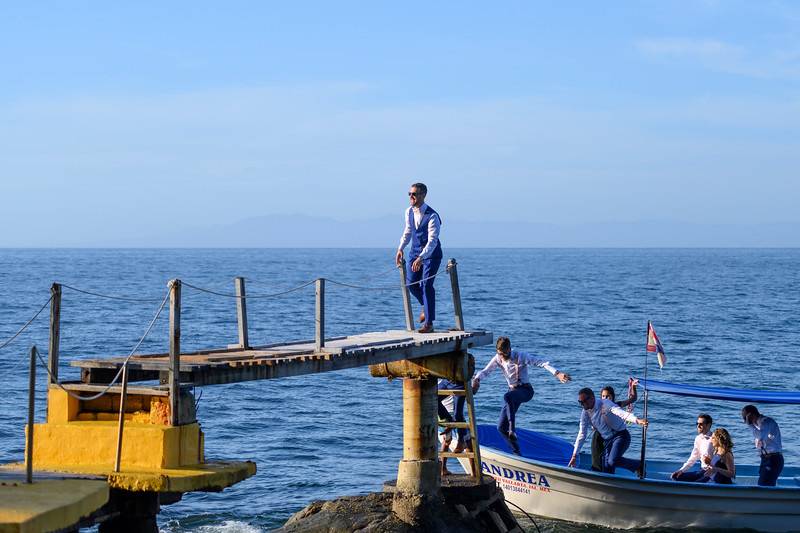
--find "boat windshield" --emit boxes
[637,378,800,404]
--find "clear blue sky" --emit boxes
[1,2,798,246]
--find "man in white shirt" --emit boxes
[438,378,469,475]
[568,387,648,474]
[472,336,571,453]
[395,182,442,333]
[670,413,715,481]
[742,404,784,486]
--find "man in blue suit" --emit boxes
[395,182,442,333]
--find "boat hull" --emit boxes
[455,426,800,532]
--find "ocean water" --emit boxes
[1,248,798,532]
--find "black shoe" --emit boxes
[504,432,521,455]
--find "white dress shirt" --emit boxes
[750,415,782,454]
[573,398,639,456]
[678,432,714,472]
[473,350,559,388]
[398,203,441,260]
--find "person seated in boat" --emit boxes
[698,428,736,484]
[742,405,784,486]
[569,387,648,474]
[438,377,470,475]
[591,379,639,471]
[471,336,571,454]
[670,413,715,481]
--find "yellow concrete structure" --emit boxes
[22,387,256,494]
[0,478,108,533]
[32,421,203,470]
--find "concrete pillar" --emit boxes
[392,375,441,524]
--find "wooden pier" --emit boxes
[10,258,497,531]
[72,329,491,386]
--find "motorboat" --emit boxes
[452,380,800,531]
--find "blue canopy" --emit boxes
[477,424,574,464]
[638,378,800,405]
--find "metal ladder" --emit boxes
[437,352,482,481]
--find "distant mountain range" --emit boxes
[114,215,800,248]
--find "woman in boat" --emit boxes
[700,428,736,484]
[591,379,638,471]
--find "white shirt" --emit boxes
[573,398,639,456]
[750,415,782,455]
[473,350,558,388]
[438,378,459,412]
[398,203,441,260]
[678,432,714,472]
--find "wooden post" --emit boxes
[114,363,129,473]
[48,283,61,383]
[463,351,482,480]
[447,259,464,331]
[234,277,249,349]
[315,278,325,351]
[399,262,414,331]
[26,346,36,484]
[169,279,181,426]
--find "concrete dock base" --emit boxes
[0,474,108,533]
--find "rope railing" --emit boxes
[324,267,442,291]
[60,283,163,303]
[0,295,53,351]
[35,286,170,401]
[8,258,464,409]
[181,279,318,299]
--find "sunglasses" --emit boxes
[578,397,592,406]
[408,192,418,197]
[696,422,706,427]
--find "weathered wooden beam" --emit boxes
[447,259,465,331]
[169,279,181,426]
[399,262,414,331]
[315,278,325,351]
[26,346,36,484]
[185,334,491,386]
[234,277,249,349]
[48,283,61,383]
[114,363,129,473]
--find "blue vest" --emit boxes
[409,206,442,259]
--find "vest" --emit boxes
[409,205,442,259]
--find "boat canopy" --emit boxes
[638,378,800,405]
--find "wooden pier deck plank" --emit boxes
[71,329,492,386]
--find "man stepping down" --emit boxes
[472,336,571,454]
[569,387,648,474]
[395,182,442,333]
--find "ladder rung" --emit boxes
[440,451,475,459]
[439,421,470,429]
[438,389,466,396]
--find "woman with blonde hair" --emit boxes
[701,428,736,484]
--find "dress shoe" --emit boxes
[418,323,434,333]
[419,311,426,324]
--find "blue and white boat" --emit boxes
[453,380,800,532]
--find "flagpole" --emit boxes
[639,321,650,479]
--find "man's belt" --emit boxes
[761,450,783,457]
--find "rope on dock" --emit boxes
[0,295,54,351]
[60,283,163,303]
[182,279,317,299]
[35,286,171,401]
